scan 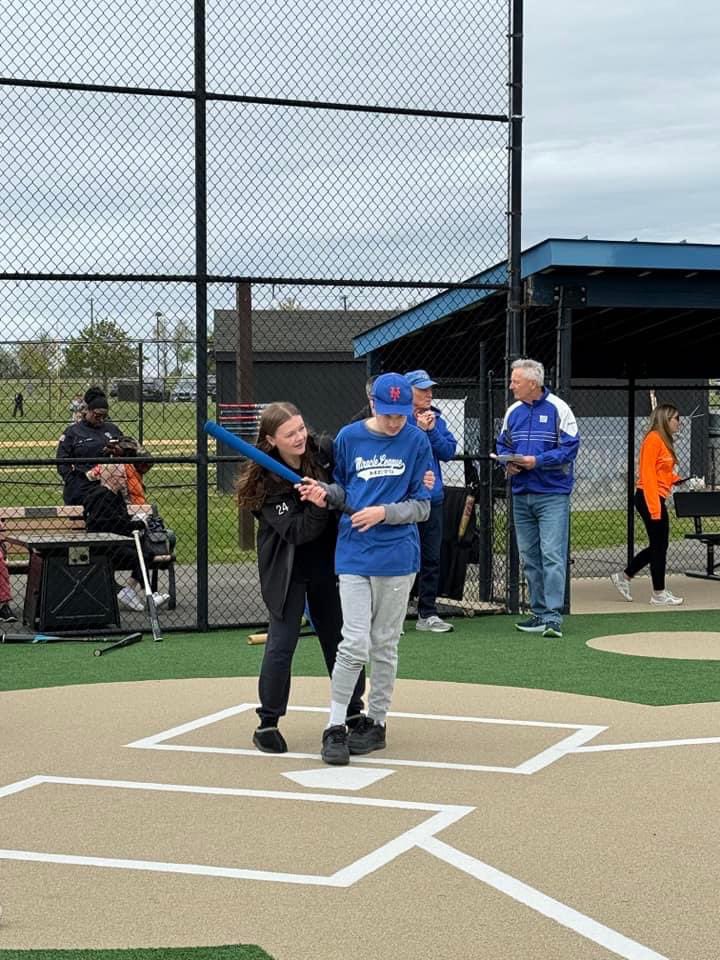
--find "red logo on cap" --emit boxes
[389,386,401,401]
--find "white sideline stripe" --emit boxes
[515,725,608,774]
[419,837,669,960]
[573,736,720,754]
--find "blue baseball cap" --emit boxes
[371,373,414,416]
[404,369,437,389]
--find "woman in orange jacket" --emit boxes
[611,404,684,605]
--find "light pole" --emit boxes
[154,310,163,380]
[89,296,95,383]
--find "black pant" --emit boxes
[625,490,669,590]
[257,576,365,724]
[416,499,444,618]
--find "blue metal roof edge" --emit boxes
[352,238,720,357]
[352,261,509,358]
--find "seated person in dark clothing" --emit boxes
[56,387,122,505]
[83,439,170,613]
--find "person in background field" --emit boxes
[404,369,458,633]
[236,402,365,754]
[56,387,122,504]
[611,404,684,606]
[12,392,24,418]
[496,358,580,639]
[299,373,432,765]
[0,552,18,622]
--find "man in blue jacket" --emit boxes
[405,369,458,633]
[496,358,580,639]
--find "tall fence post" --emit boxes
[477,342,493,601]
[194,0,209,630]
[236,281,256,550]
[626,378,636,569]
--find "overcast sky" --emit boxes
[523,0,720,246]
[1,0,718,340]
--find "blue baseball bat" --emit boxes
[204,420,355,514]
[205,420,304,484]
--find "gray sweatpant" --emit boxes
[331,572,415,724]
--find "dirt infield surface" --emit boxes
[2,675,719,960]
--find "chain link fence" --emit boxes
[1,0,517,629]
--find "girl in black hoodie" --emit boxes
[236,402,365,753]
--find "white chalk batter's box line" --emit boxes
[0,774,671,960]
[126,702,608,774]
[0,774,473,887]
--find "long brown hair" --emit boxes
[645,403,679,464]
[236,402,329,510]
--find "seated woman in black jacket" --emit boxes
[237,402,365,754]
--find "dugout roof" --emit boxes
[353,238,720,379]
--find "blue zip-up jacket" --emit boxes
[417,405,457,502]
[496,388,579,495]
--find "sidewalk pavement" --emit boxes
[572,574,720,615]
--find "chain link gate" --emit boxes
[1,0,520,630]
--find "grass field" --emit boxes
[0,947,272,960]
[3,610,720,705]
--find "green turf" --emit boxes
[0,947,273,960]
[2,610,720,705]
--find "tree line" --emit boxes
[0,317,198,386]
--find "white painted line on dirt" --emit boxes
[0,775,45,798]
[515,725,608,774]
[419,837,670,960]
[290,705,589,730]
[282,767,394,790]
[134,741,523,773]
[573,736,720,754]
[128,702,606,774]
[127,702,258,748]
[0,775,474,887]
[0,849,340,886]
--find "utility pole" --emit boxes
[154,310,163,380]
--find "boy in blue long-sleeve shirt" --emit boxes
[299,373,432,765]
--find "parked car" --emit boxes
[170,379,197,402]
[142,378,165,402]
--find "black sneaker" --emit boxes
[321,725,350,766]
[252,726,288,754]
[0,603,17,623]
[345,713,365,731]
[348,716,387,755]
[542,621,563,638]
[515,616,545,633]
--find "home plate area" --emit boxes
[1,676,719,960]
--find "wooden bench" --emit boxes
[673,490,720,581]
[0,504,176,608]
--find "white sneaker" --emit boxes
[610,572,632,602]
[152,592,170,609]
[416,615,454,633]
[117,586,144,612]
[650,590,684,606]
